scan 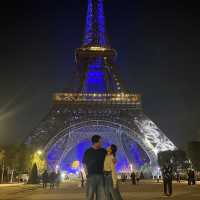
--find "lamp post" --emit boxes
[33,150,46,175]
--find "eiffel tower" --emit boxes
[27,0,176,174]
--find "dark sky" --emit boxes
[0,0,200,148]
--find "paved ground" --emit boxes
[0,180,199,200]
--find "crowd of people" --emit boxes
[81,135,199,200]
[119,171,144,185]
[41,170,61,189]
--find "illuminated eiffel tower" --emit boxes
[27,0,176,174]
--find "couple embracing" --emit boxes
[83,135,123,200]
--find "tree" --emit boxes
[188,142,200,171]
[0,148,5,184]
[0,144,47,183]
[158,150,189,171]
[16,145,33,173]
[28,163,39,184]
[3,145,19,183]
[31,151,47,175]
[0,144,35,183]
[0,149,5,161]
[158,150,173,167]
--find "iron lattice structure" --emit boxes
[27,0,176,174]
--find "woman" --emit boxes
[104,144,123,200]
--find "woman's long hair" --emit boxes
[110,144,117,157]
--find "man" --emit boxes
[82,135,107,200]
[176,172,181,183]
[188,169,192,185]
[55,170,61,188]
[162,163,173,196]
[136,171,140,185]
[130,171,136,185]
[191,170,196,185]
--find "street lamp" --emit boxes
[37,150,43,155]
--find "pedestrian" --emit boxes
[188,170,192,185]
[42,170,48,189]
[121,173,126,183]
[82,135,107,200]
[80,171,85,188]
[156,174,160,183]
[49,171,56,189]
[136,171,140,184]
[56,170,61,188]
[104,144,123,200]
[140,171,144,180]
[176,172,181,183]
[191,170,196,185]
[162,163,173,196]
[130,171,136,185]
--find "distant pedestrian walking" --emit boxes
[176,172,181,183]
[162,164,173,196]
[80,171,85,188]
[42,170,48,189]
[56,171,61,188]
[188,169,196,185]
[130,171,136,185]
[136,172,140,184]
[49,171,56,189]
[121,173,126,183]
[140,172,144,180]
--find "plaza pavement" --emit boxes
[0,180,199,200]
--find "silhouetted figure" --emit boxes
[176,172,181,183]
[188,170,191,185]
[136,172,140,184]
[121,173,126,183]
[56,171,61,188]
[80,171,84,188]
[188,170,196,185]
[131,172,136,185]
[157,175,161,183]
[191,170,196,185]
[140,172,144,180]
[49,171,56,189]
[42,170,48,189]
[162,164,173,196]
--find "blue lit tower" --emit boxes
[83,0,108,47]
[27,0,176,175]
[75,0,123,93]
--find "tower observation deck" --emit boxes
[55,0,140,106]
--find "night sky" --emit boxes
[0,0,200,148]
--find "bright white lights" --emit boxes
[37,150,43,155]
[134,118,176,155]
[61,172,66,180]
[89,46,107,51]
